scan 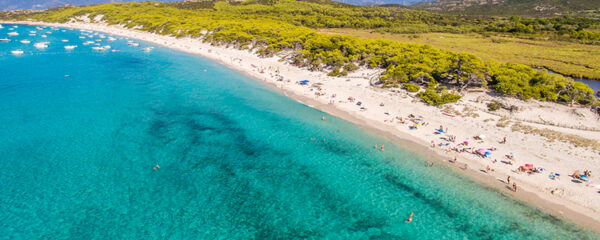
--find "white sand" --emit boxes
[4,19,600,231]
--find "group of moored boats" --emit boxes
[2,25,155,56]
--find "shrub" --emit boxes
[403,83,420,92]
[487,102,501,111]
[417,87,461,106]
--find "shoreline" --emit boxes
[3,20,600,234]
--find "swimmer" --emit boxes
[322,116,326,121]
[153,164,160,171]
[405,212,414,223]
[426,161,430,167]
[380,145,384,151]
[375,144,378,149]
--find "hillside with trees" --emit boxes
[414,0,600,17]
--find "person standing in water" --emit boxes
[380,144,384,151]
[406,212,414,223]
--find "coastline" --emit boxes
[3,20,600,234]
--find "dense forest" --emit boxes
[2,0,598,106]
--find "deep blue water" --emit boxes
[1,25,599,239]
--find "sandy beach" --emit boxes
[3,18,600,233]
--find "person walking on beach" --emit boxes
[512,182,517,192]
[507,176,511,184]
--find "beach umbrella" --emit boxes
[463,141,469,146]
[485,151,492,156]
[300,80,309,84]
[477,149,486,155]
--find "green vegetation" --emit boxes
[319,29,600,80]
[2,0,597,106]
[487,102,500,111]
[403,83,420,92]
[415,0,600,17]
[417,86,462,105]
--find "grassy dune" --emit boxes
[319,29,600,80]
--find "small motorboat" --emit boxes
[20,40,31,44]
[11,50,24,55]
[92,46,107,51]
[61,39,69,42]
[7,32,19,36]
[0,38,11,42]
[64,45,77,50]
[34,42,49,49]
[142,47,154,52]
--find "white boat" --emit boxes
[83,41,95,45]
[0,38,10,42]
[103,45,111,49]
[107,37,116,42]
[92,46,107,51]
[95,39,102,42]
[0,24,3,29]
[29,31,36,34]
[36,27,43,30]
[20,40,31,44]
[45,31,52,34]
[142,47,154,52]
[131,43,139,47]
[7,32,19,36]
[79,36,85,39]
[28,34,36,36]
[41,35,47,38]
[34,42,49,49]
[11,50,24,55]
[13,26,18,28]
[61,39,69,42]
[64,45,77,50]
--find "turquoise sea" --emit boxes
[0,25,598,239]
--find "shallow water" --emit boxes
[1,25,598,239]
[576,78,600,93]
